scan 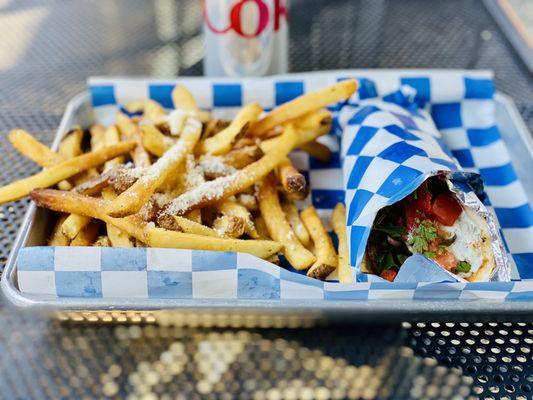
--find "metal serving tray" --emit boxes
[1,91,532,324]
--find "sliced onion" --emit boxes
[387,235,402,247]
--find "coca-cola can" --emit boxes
[203,0,289,77]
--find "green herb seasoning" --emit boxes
[409,220,438,253]
[456,261,471,273]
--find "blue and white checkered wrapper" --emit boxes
[336,87,509,283]
[16,70,533,300]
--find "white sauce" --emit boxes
[442,211,483,277]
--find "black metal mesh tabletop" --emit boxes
[0,1,532,399]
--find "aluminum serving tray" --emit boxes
[2,91,532,324]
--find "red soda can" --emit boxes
[203,0,289,77]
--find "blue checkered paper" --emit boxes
[17,246,531,300]
[15,70,533,300]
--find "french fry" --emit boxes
[146,227,281,258]
[31,189,282,259]
[8,129,87,236]
[301,206,337,280]
[199,103,262,155]
[124,101,145,114]
[185,209,202,224]
[212,215,246,238]
[184,154,205,189]
[168,109,188,136]
[103,125,124,171]
[58,127,87,191]
[172,85,198,110]
[281,200,310,247]
[171,85,211,122]
[0,141,136,204]
[8,129,73,190]
[232,136,257,149]
[163,124,298,216]
[74,168,113,195]
[203,119,229,139]
[94,235,112,247]
[116,112,152,167]
[58,126,83,159]
[216,200,258,238]
[299,141,331,162]
[293,109,333,131]
[106,119,202,217]
[70,221,100,246]
[144,99,167,124]
[237,193,258,211]
[177,156,204,225]
[222,145,262,169]
[49,215,70,246]
[260,123,330,153]
[61,214,92,240]
[250,79,357,136]
[8,129,64,167]
[198,155,237,179]
[134,239,147,247]
[102,187,134,247]
[254,215,271,240]
[331,203,351,284]
[140,124,174,157]
[173,216,220,237]
[278,158,307,197]
[66,122,101,185]
[258,174,315,270]
[90,124,106,152]
[108,166,144,194]
[85,124,107,181]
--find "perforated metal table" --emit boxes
[0,1,531,399]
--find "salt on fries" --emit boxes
[106,119,202,217]
[2,80,357,281]
[161,123,298,216]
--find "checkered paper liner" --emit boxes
[16,246,531,300]
[15,70,533,301]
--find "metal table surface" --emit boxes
[0,1,531,399]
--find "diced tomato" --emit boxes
[428,241,439,253]
[434,251,457,271]
[404,203,419,232]
[380,269,398,282]
[405,182,433,231]
[412,183,433,214]
[431,193,462,226]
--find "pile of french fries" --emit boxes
[2,80,358,282]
